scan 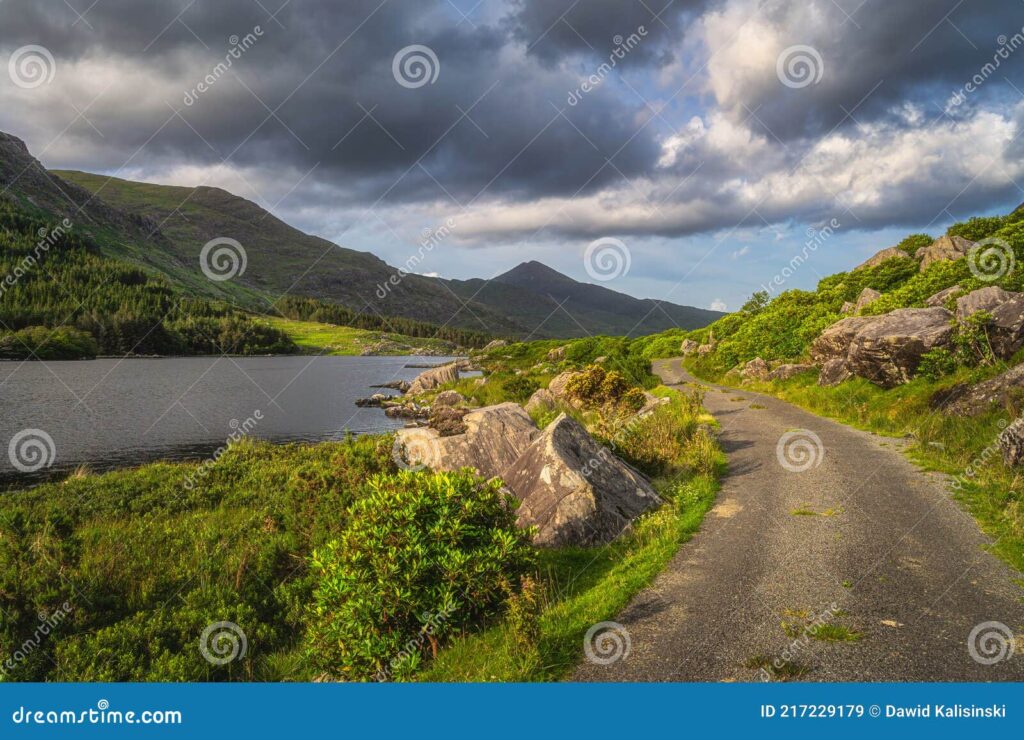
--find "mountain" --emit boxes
[1,130,721,338]
[446,261,723,338]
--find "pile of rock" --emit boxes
[406,362,459,395]
[854,235,977,274]
[394,403,662,547]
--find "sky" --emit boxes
[2,0,1024,313]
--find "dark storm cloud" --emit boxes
[0,0,662,206]
[717,0,1024,141]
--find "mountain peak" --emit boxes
[497,260,572,284]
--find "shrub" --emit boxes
[502,375,540,403]
[918,348,957,381]
[948,216,1006,242]
[306,471,535,681]
[896,233,933,257]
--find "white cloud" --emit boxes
[710,298,728,311]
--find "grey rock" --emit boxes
[740,357,770,381]
[546,345,568,361]
[502,414,662,547]
[925,284,962,307]
[1000,420,1024,467]
[768,363,815,382]
[680,339,699,355]
[818,358,853,387]
[855,246,912,271]
[433,390,466,407]
[696,343,714,356]
[917,235,975,271]
[547,371,577,400]
[854,287,882,312]
[840,301,855,314]
[406,362,459,395]
[394,402,538,477]
[955,286,1016,321]
[847,307,954,387]
[989,295,1024,359]
[939,363,1024,416]
[524,388,557,413]
[810,316,880,363]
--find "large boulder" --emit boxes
[501,414,662,547]
[810,316,879,363]
[854,287,882,312]
[955,286,1016,320]
[394,402,538,477]
[988,295,1024,359]
[524,388,557,414]
[547,371,577,400]
[847,308,954,387]
[433,390,466,407]
[680,339,699,355]
[406,362,459,395]
[769,363,815,382]
[818,358,853,387]
[925,284,962,307]
[855,246,911,271]
[546,345,568,361]
[740,357,770,381]
[696,343,714,356]
[938,363,1024,416]
[917,235,975,271]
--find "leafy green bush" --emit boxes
[948,216,1006,242]
[502,375,540,402]
[306,471,535,681]
[0,326,99,360]
[896,233,933,257]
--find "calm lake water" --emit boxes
[0,355,462,487]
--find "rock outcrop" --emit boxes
[937,363,1024,416]
[696,344,714,355]
[955,286,1015,320]
[818,358,853,387]
[854,287,882,312]
[433,390,466,407]
[524,388,557,413]
[840,301,855,314]
[406,362,459,395]
[925,284,962,307]
[769,363,815,382]
[917,235,975,271]
[988,295,1024,358]
[810,316,880,362]
[680,339,699,355]
[740,357,770,381]
[855,246,911,271]
[846,308,954,387]
[501,414,662,547]
[547,370,577,401]
[546,345,567,361]
[999,419,1024,467]
[394,402,538,477]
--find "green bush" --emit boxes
[502,375,540,402]
[0,326,99,360]
[306,470,535,681]
[948,216,1006,242]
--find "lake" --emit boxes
[0,355,462,487]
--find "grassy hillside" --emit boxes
[264,317,457,356]
[0,332,721,682]
[633,206,1024,573]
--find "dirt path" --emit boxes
[574,358,1024,681]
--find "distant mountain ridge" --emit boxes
[0,130,722,338]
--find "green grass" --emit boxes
[263,316,455,356]
[421,387,726,681]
